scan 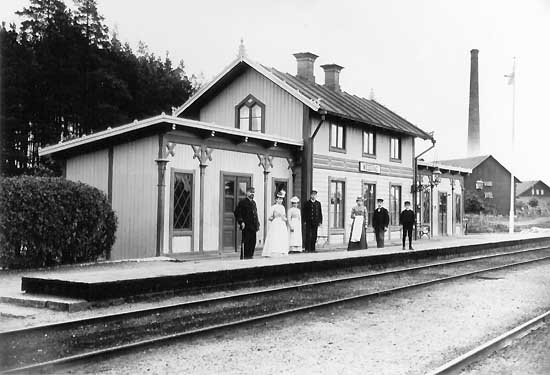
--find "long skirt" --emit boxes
[348,217,368,251]
[288,217,303,252]
[262,218,289,257]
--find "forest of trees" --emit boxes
[0,0,200,176]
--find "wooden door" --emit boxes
[272,178,288,208]
[221,174,251,252]
[439,192,448,236]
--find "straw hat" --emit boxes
[290,196,300,203]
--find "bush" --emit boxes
[0,176,117,269]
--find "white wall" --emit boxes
[163,142,292,252]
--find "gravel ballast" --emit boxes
[60,260,550,375]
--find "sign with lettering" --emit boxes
[359,162,381,174]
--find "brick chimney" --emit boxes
[293,52,318,83]
[467,49,480,156]
[320,64,344,92]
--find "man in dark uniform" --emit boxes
[372,198,389,248]
[400,201,415,250]
[234,187,260,259]
[302,190,322,253]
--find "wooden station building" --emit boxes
[416,161,471,237]
[40,44,435,260]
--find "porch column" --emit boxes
[155,158,169,257]
[192,144,214,253]
[287,157,297,199]
[258,153,274,243]
[451,178,456,235]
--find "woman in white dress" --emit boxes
[262,191,289,257]
[288,196,303,253]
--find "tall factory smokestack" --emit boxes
[467,49,480,156]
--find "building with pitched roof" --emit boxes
[40,44,434,259]
[515,180,550,211]
[439,155,520,216]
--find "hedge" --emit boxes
[0,176,117,269]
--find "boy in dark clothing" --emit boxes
[399,201,415,250]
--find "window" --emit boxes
[173,172,193,231]
[542,190,545,196]
[390,185,402,225]
[330,123,345,152]
[330,180,345,229]
[363,131,376,156]
[390,136,401,160]
[362,183,376,224]
[484,181,493,187]
[484,192,494,199]
[235,95,264,132]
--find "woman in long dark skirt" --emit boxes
[348,196,368,250]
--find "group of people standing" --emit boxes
[234,188,322,259]
[234,186,416,259]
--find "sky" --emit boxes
[2,0,549,182]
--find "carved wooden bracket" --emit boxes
[165,142,176,157]
[286,157,297,173]
[257,153,273,172]
[192,144,214,166]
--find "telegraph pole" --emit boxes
[506,58,516,234]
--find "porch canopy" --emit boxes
[39,113,303,158]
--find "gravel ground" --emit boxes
[59,260,550,375]
[461,321,550,375]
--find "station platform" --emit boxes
[16,232,550,304]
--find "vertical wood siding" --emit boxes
[199,68,303,140]
[111,135,158,260]
[163,143,293,252]
[66,149,109,194]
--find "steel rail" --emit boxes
[2,245,548,338]
[426,310,550,375]
[3,251,550,374]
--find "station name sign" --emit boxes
[359,162,381,174]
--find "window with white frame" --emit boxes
[390,185,402,225]
[330,123,345,151]
[363,130,375,156]
[484,192,494,199]
[390,136,401,160]
[330,180,345,228]
[236,95,264,132]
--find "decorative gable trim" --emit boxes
[174,56,320,117]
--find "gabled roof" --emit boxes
[438,155,491,169]
[516,180,550,196]
[175,55,433,140]
[516,181,538,196]
[39,114,302,157]
[174,55,321,116]
[439,154,521,183]
[417,160,471,175]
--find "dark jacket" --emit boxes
[399,209,415,228]
[372,207,389,229]
[302,199,323,226]
[234,198,260,232]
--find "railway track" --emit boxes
[2,246,550,374]
[426,309,550,375]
